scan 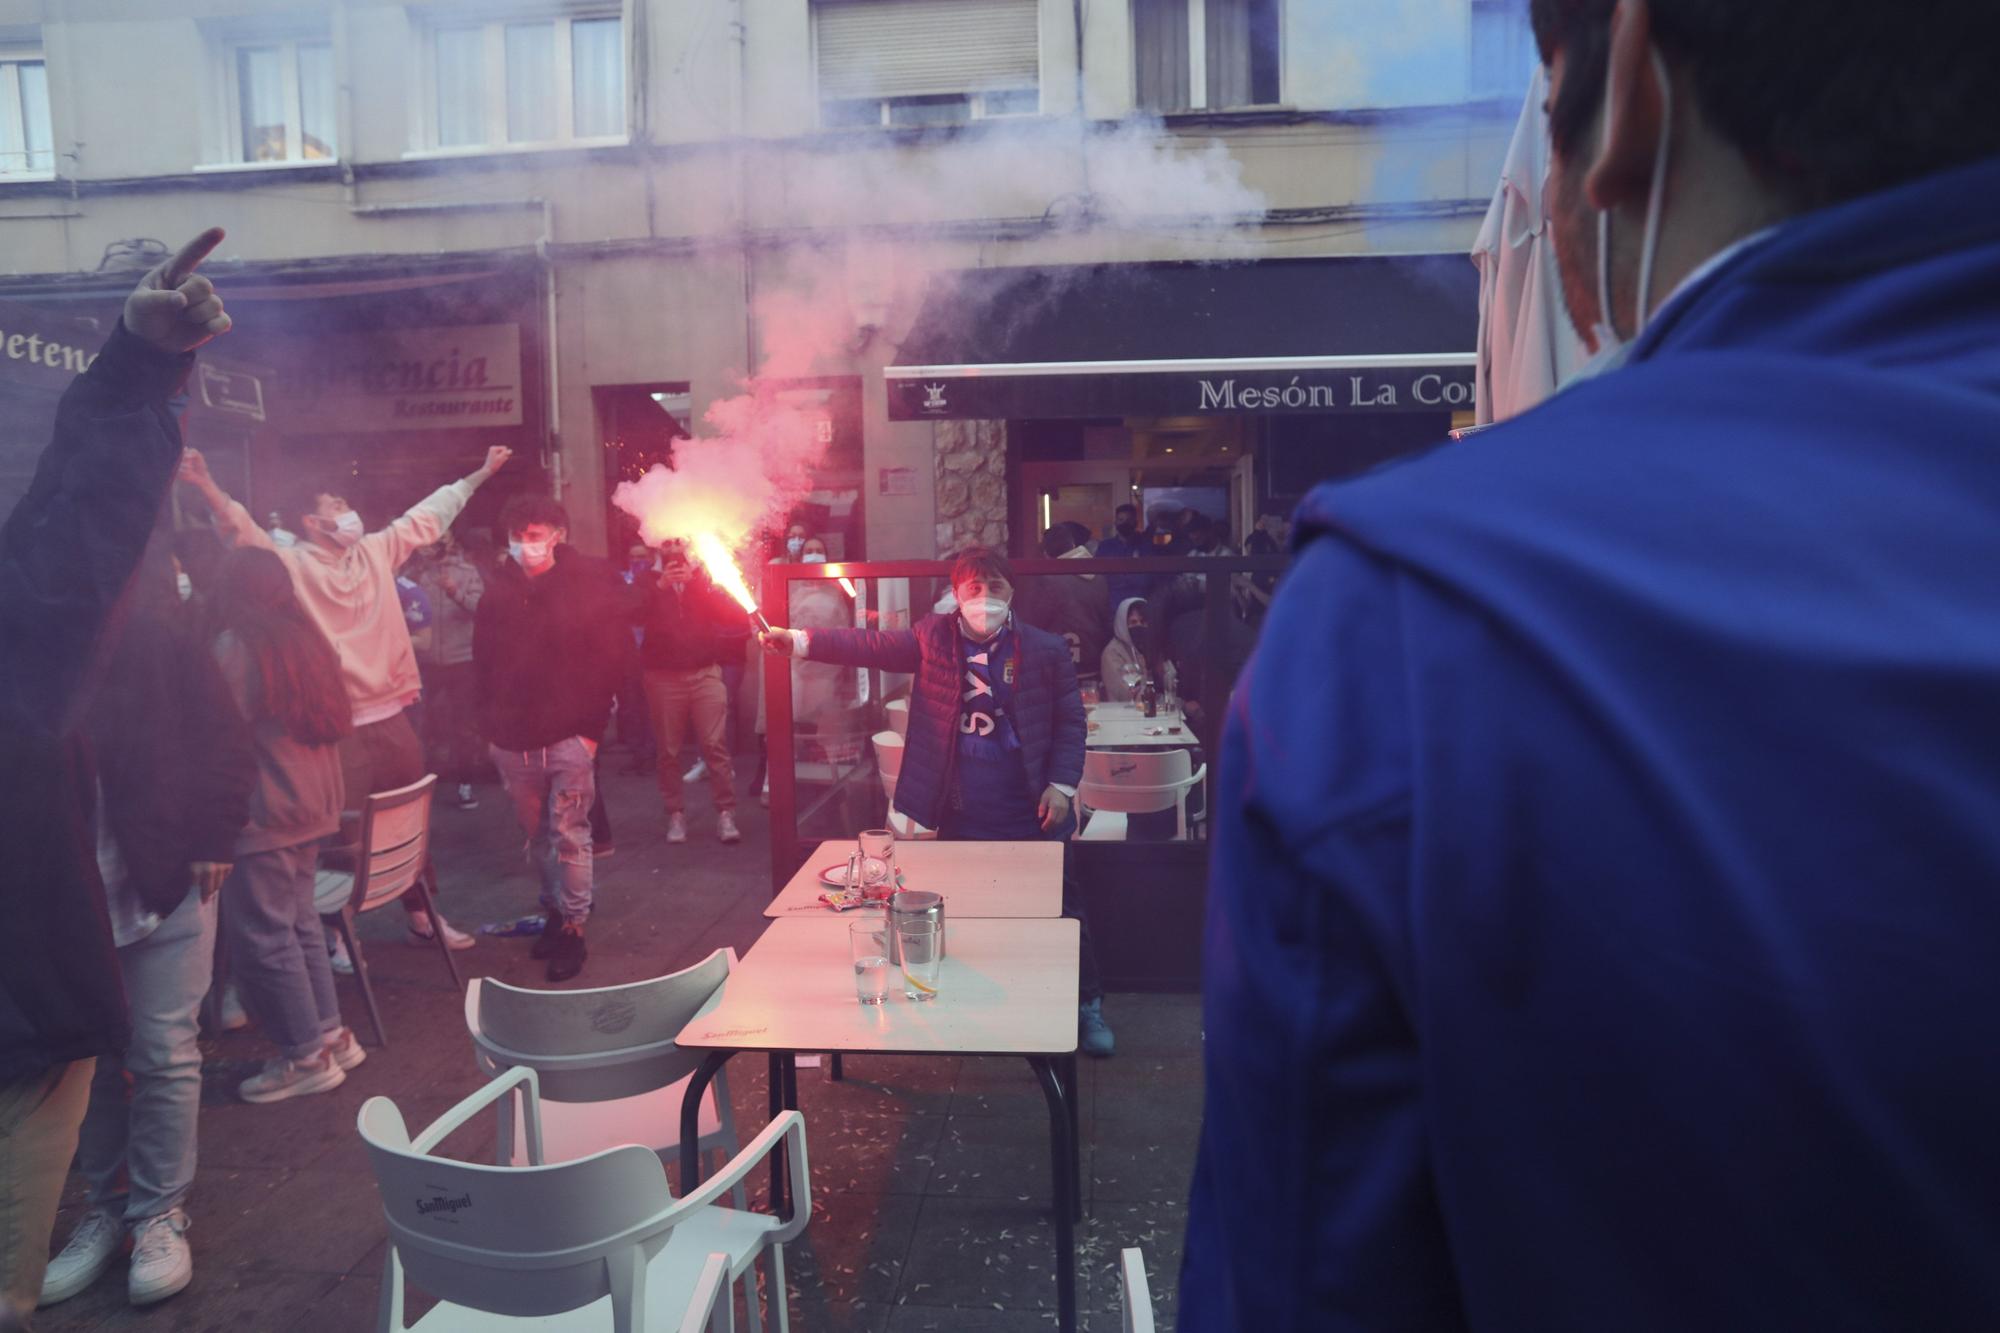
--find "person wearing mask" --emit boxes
[774,520,812,565]
[38,538,254,1311]
[265,511,296,549]
[1184,0,2000,1326]
[411,530,486,811]
[178,445,512,954]
[1017,523,1113,695]
[1094,504,1150,606]
[1239,507,1288,622]
[640,539,745,846]
[474,496,630,981]
[1099,598,1175,705]
[762,547,1115,1057]
[208,548,366,1108]
[0,227,230,1318]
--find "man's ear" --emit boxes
[1584,0,1665,214]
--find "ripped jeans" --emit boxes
[489,737,597,924]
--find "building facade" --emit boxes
[0,0,1526,557]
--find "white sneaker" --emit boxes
[324,1026,368,1072]
[666,811,688,843]
[126,1209,193,1306]
[218,983,249,1032]
[328,935,355,975]
[39,1207,121,1306]
[683,758,708,783]
[717,811,742,844]
[239,1049,346,1104]
[454,783,479,810]
[407,909,476,951]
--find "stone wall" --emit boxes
[932,419,1009,556]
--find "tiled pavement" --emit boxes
[35,759,1197,1331]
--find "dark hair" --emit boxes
[1114,503,1138,518]
[499,492,569,537]
[949,546,1012,589]
[210,548,352,746]
[1040,526,1080,558]
[1531,0,2000,209]
[278,474,343,533]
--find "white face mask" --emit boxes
[801,552,827,564]
[1575,47,1674,383]
[326,510,365,549]
[786,537,805,557]
[959,595,1010,639]
[175,572,193,602]
[510,536,556,569]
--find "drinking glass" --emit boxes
[1120,663,1143,696]
[857,828,897,897]
[1079,679,1101,707]
[897,919,942,1001]
[849,916,890,1005]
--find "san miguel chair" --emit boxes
[1075,749,1208,842]
[463,951,749,1211]
[358,1067,809,1333]
[317,774,455,1046]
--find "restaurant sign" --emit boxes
[0,299,108,390]
[887,362,1476,421]
[287,324,522,432]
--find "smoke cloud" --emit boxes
[613,114,1269,554]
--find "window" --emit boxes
[428,14,624,150]
[0,47,53,176]
[1470,0,1535,101]
[1133,0,1280,113]
[225,38,337,163]
[814,0,1039,130]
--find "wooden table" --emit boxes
[1086,700,1198,749]
[765,838,1065,918]
[676,917,1086,1331]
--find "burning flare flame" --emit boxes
[691,532,770,631]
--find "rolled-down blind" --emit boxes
[814,0,1039,101]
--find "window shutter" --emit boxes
[814,0,1039,101]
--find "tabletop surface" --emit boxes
[1086,701,1197,748]
[677,917,1081,1056]
[766,839,1065,918]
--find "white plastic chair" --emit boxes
[1075,750,1208,841]
[1120,1247,1156,1333]
[871,731,935,839]
[678,1253,733,1333]
[358,1067,807,1333]
[317,774,454,1046]
[462,951,748,1212]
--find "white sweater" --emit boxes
[218,480,474,725]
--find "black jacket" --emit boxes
[637,573,744,673]
[87,603,256,916]
[473,546,632,751]
[0,325,193,1082]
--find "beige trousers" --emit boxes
[0,1058,96,1311]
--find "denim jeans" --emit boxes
[490,737,596,924]
[222,841,344,1061]
[78,887,216,1223]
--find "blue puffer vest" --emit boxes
[807,612,1086,829]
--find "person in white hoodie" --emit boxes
[1100,597,1173,704]
[176,444,511,950]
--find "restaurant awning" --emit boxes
[886,255,1479,421]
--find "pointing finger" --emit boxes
[163,226,226,287]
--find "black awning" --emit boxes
[886,254,1479,421]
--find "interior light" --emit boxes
[1040,493,1051,529]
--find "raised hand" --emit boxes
[177,447,213,488]
[123,228,232,354]
[481,445,513,477]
